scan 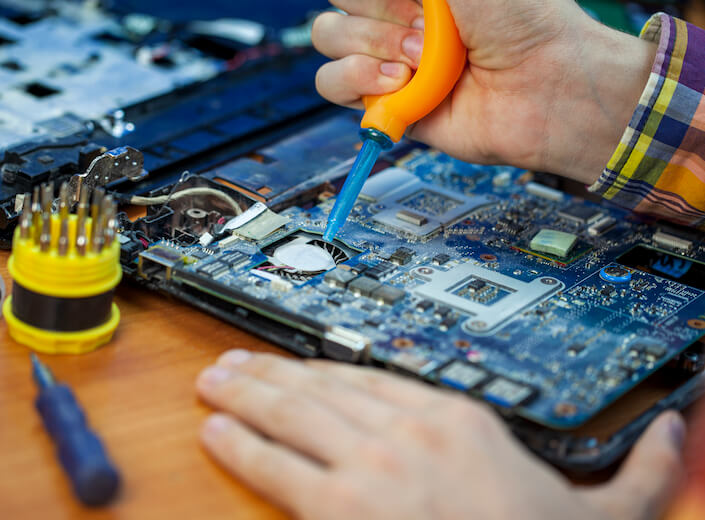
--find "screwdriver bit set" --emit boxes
[4,183,122,354]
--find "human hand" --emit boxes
[197,350,685,520]
[312,1,657,185]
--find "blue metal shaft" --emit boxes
[30,355,121,506]
[323,129,393,242]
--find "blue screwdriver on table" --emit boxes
[30,353,121,506]
[323,0,467,242]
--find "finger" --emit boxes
[197,365,364,465]
[306,359,448,411]
[315,54,411,109]
[331,0,423,27]
[579,411,686,520]
[201,413,324,517]
[313,12,423,66]
[217,351,400,430]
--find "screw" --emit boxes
[417,267,434,275]
[469,320,488,331]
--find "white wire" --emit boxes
[130,188,243,215]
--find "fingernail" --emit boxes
[380,62,404,78]
[220,349,253,367]
[402,33,423,63]
[203,414,230,440]
[411,16,424,30]
[666,413,686,450]
[199,366,231,387]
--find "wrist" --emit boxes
[543,17,657,184]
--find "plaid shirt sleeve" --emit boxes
[589,13,705,230]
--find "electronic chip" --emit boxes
[371,285,406,305]
[483,378,535,408]
[396,209,428,227]
[389,247,415,265]
[438,361,488,391]
[348,276,383,297]
[198,261,229,278]
[387,351,440,377]
[530,229,578,258]
[220,251,250,269]
[432,254,451,266]
[324,267,357,289]
[558,204,602,225]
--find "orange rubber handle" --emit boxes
[361,0,467,142]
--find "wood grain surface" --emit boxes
[0,250,292,520]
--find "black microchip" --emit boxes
[324,267,357,288]
[567,344,586,356]
[190,249,210,260]
[466,279,486,292]
[302,305,327,316]
[372,285,406,305]
[389,247,415,265]
[432,254,451,266]
[348,276,383,297]
[366,261,396,280]
[220,251,249,267]
[326,297,342,307]
[198,261,228,277]
[365,317,383,328]
[645,344,667,362]
[416,300,433,312]
[558,204,602,224]
[351,263,370,275]
[434,306,452,319]
[440,316,458,331]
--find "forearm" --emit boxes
[544,18,657,185]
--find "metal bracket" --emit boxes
[69,146,148,203]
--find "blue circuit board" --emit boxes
[130,118,705,430]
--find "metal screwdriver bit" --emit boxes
[90,188,104,247]
[76,189,89,256]
[58,216,69,256]
[59,182,70,221]
[102,196,116,248]
[20,193,31,240]
[41,182,54,214]
[32,186,41,244]
[39,211,51,253]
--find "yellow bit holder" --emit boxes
[4,214,122,354]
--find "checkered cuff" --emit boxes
[589,13,705,229]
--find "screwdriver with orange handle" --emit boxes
[323,0,467,242]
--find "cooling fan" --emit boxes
[261,232,356,281]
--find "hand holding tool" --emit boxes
[323,0,467,242]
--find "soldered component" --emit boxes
[348,276,382,298]
[530,229,577,258]
[324,267,357,289]
[432,253,451,266]
[558,204,602,225]
[482,378,535,408]
[396,210,428,227]
[371,285,405,305]
[438,361,488,391]
[366,261,396,280]
[588,216,616,237]
[525,182,564,202]
[653,230,693,252]
[389,247,415,266]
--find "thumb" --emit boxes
[579,411,687,520]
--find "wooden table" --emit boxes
[0,250,291,520]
